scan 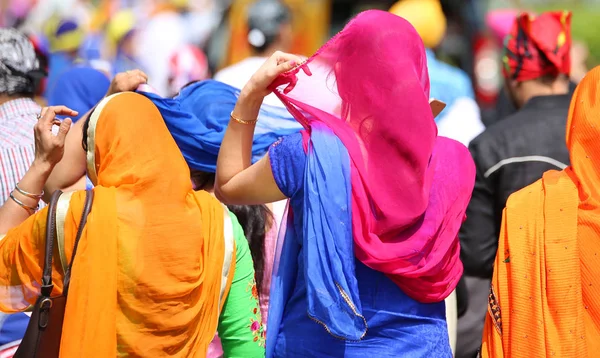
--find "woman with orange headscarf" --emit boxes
[0,92,265,356]
[481,66,600,357]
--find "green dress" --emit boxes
[216,211,266,357]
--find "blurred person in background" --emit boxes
[389,0,484,148]
[570,40,589,85]
[0,0,35,29]
[47,66,111,123]
[167,45,211,97]
[481,65,600,358]
[459,11,573,358]
[215,0,294,239]
[106,9,143,75]
[26,32,50,106]
[488,10,578,126]
[215,0,293,107]
[0,28,47,357]
[43,16,86,98]
[136,0,190,96]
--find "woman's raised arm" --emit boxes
[0,106,76,234]
[215,51,304,205]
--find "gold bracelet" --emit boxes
[230,112,258,125]
[15,183,44,199]
[10,192,38,214]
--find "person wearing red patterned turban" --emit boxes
[459,11,574,357]
[502,11,572,108]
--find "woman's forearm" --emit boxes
[43,117,87,202]
[0,160,53,234]
[215,91,263,196]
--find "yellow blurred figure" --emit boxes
[169,0,190,10]
[43,15,85,53]
[389,0,446,49]
[106,10,136,51]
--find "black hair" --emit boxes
[81,106,96,151]
[190,169,216,192]
[227,204,273,293]
[190,169,273,295]
[247,0,291,53]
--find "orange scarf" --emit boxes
[0,92,235,356]
[481,66,600,357]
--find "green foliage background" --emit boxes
[511,2,600,66]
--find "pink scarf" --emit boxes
[270,10,475,303]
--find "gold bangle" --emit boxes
[15,183,44,199]
[10,192,38,214]
[230,112,258,125]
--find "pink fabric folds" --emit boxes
[270,10,475,303]
[486,9,519,45]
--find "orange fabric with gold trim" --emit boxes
[481,66,600,357]
[0,92,233,357]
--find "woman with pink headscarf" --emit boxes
[215,10,475,357]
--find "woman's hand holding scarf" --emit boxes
[215,52,309,205]
[242,51,310,100]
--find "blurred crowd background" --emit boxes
[0,0,597,125]
[0,1,598,357]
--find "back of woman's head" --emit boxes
[333,11,437,232]
[227,205,273,292]
[85,92,191,191]
[334,11,432,131]
[271,10,440,234]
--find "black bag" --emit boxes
[14,190,94,358]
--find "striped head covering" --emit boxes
[0,29,43,95]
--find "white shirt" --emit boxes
[215,57,285,107]
[136,11,188,96]
[436,97,485,147]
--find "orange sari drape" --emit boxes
[0,92,235,356]
[481,66,600,357]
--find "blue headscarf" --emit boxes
[47,66,110,122]
[140,80,302,173]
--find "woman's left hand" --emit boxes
[33,106,77,172]
[242,51,310,99]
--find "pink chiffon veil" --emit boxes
[266,9,475,353]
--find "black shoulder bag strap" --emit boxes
[15,189,94,358]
